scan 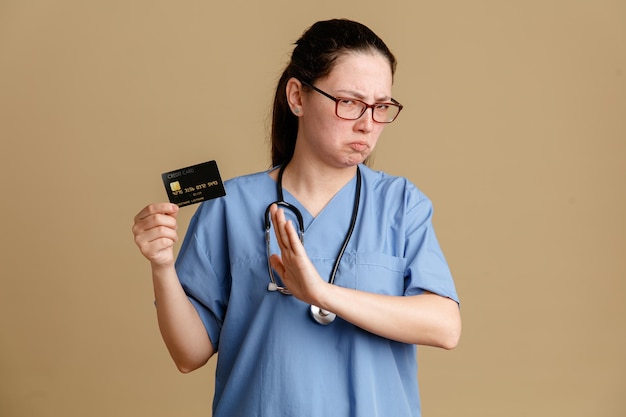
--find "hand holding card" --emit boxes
[161,160,226,207]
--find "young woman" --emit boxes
[133,18,460,417]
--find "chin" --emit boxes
[348,153,369,166]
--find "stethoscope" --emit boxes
[264,163,361,325]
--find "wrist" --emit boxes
[313,280,335,311]
[151,261,176,278]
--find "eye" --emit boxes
[374,103,390,111]
[338,98,356,106]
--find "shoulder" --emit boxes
[359,164,429,208]
[223,169,273,193]
[191,169,274,221]
[196,169,275,205]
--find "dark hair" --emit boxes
[270,19,397,167]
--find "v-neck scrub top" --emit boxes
[175,164,459,417]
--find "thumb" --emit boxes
[269,254,285,277]
[167,203,180,219]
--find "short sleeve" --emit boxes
[403,190,459,304]
[175,200,231,350]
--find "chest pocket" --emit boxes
[353,252,407,296]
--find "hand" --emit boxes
[268,204,327,305]
[132,203,180,267]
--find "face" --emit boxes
[291,51,394,168]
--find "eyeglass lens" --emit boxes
[336,99,401,123]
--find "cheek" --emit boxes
[370,126,386,145]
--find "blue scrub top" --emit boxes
[175,164,459,417]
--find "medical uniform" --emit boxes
[175,164,459,417]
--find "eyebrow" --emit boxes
[335,89,392,103]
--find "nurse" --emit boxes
[133,18,461,417]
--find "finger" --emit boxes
[269,253,285,278]
[270,205,291,251]
[134,203,179,222]
[139,235,177,254]
[283,218,304,254]
[133,204,179,238]
[136,232,176,259]
[138,236,177,264]
[136,211,178,232]
[142,224,179,244]
[134,225,178,252]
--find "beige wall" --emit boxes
[1,1,624,416]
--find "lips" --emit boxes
[349,142,368,152]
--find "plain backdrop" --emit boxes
[1,1,624,416]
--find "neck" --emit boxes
[286,158,357,190]
[276,157,359,217]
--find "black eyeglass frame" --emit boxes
[300,80,403,123]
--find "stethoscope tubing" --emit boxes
[264,164,361,324]
[264,201,304,295]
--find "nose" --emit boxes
[354,107,375,133]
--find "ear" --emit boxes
[285,77,304,116]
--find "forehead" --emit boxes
[323,51,393,92]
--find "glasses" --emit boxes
[301,80,403,123]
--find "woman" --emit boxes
[133,18,460,417]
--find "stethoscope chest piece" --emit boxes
[310,305,336,325]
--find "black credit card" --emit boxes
[161,160,226,207]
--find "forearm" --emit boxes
[318,286,461,348]
[152,263,215,372]
[268,204,460,347]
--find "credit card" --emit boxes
[161,160,226,207]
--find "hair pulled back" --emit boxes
[270,19,397,167]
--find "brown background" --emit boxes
[1,1,624,416]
